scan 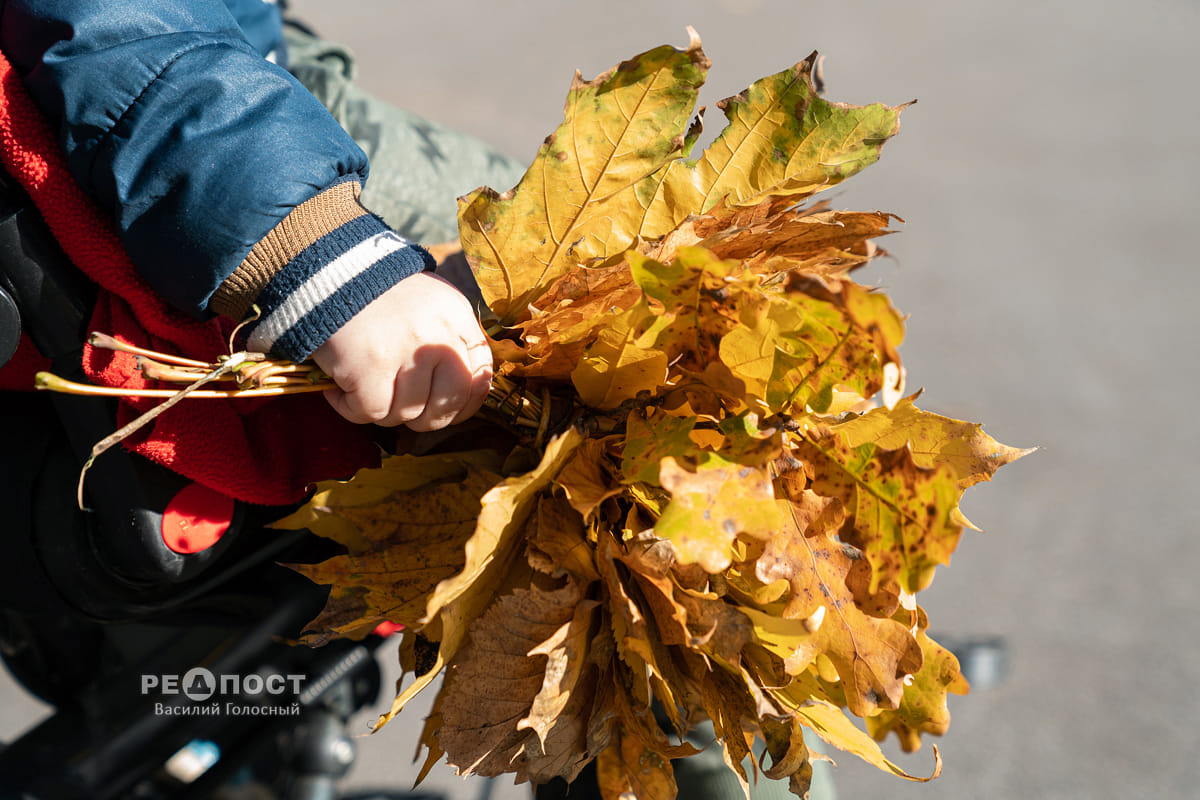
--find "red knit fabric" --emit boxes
[0,50,379,504]
[0,334,50,390]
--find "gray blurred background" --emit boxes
[4,1,1197,798]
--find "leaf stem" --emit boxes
[36,372,330,399]
[88,332,211,368]
[70,352,266,509]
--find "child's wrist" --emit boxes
[212,182,434,361]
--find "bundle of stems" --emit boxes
[34,331,550,505]
[38,331,544,422]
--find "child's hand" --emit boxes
[310,272,493,431]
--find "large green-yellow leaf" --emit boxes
[626,247,903,416]
[641,53,906,238]
[834,395,1034,489]
[793,421,962,594]
[628,248,752,390]
[800,275,905,370]
[792,401,1030,595]
[460,31,710,324]
[720,281,892,415]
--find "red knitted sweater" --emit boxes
[0,50,379,505]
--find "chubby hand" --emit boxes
[310,272,493,431]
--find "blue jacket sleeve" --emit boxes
[0,0,432,360]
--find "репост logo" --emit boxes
[141,667,307,715]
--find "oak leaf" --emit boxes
[571,303,669,409]
[864,605,970,752]
[655,454,783,573]
[619,408,698,485]
[750,521,923,717]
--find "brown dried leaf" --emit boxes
[555,437,622,521]
[527,494,601,583]
[596,724,678,800]
[286,468,500,643]
[761,715,815,799]
[379,429,583,728]
[439,581,596,783]
[521,599,603,781]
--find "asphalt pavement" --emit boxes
[3,2,1197,798]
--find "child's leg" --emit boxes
[283,22,526,245]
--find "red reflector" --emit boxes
[161,482,234,554]
[373,621,404,637]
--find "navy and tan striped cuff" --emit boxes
[211,181,369,321]
[211,181,434,361]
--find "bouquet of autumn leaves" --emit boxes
[273,30,1027,799]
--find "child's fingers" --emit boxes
[450,338,494,425]
[322,384,365,424]
[325,381,402,426]
[407,333,494,431]
[406,356,470,431]
[380,351,437,428]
